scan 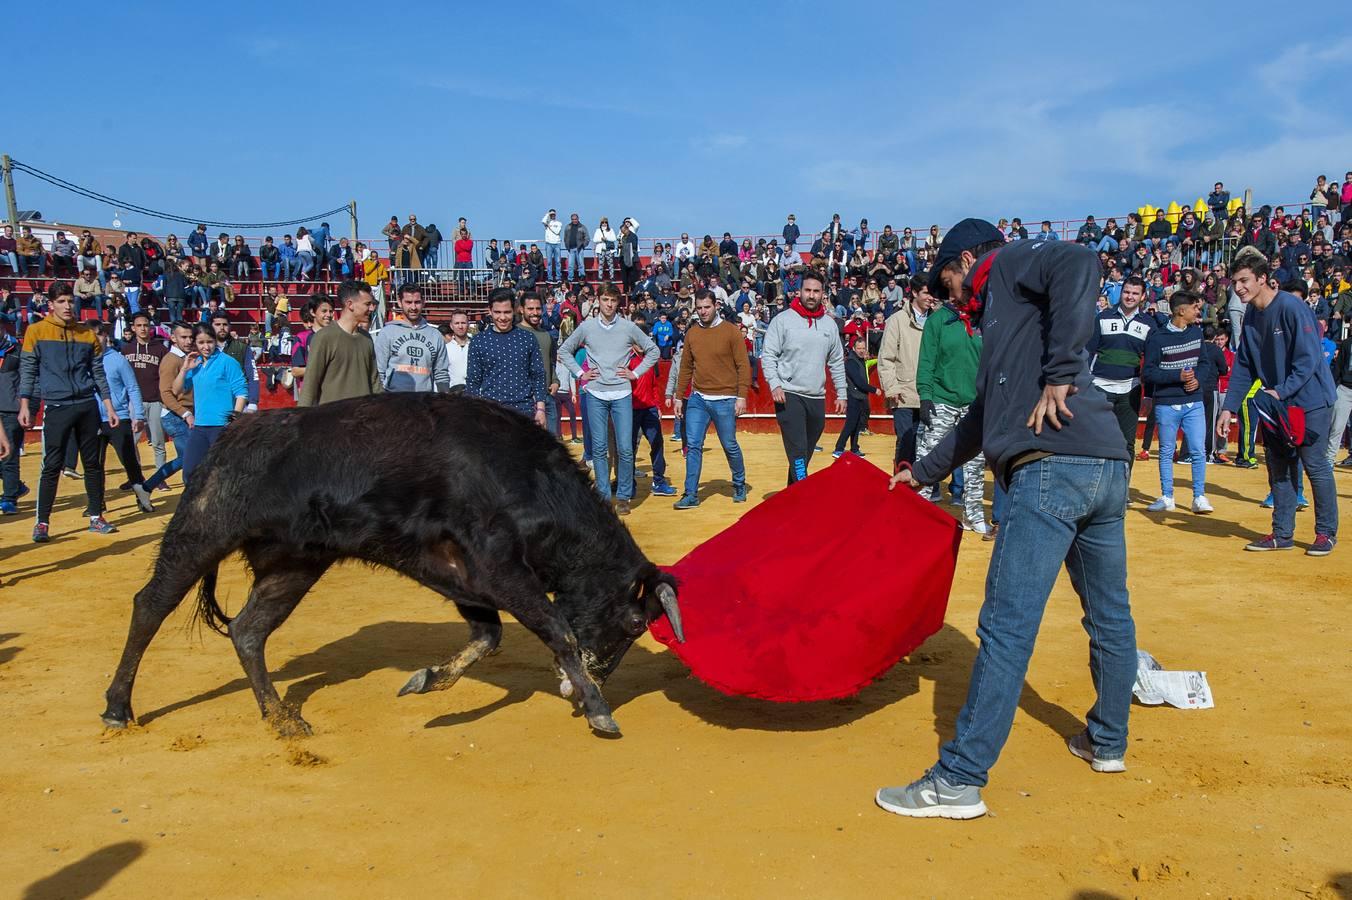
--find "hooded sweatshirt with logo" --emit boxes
[374,318,450,392]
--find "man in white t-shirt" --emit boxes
[541,209,563,283]
[440,311,471,391]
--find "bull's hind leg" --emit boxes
[398,604,502,696]
[229,556,332,738]
[102,556,220,728]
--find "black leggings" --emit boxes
[834,396,868,453]
[100,420,145,488]
[774,392,826,484]
[38,401,105,522]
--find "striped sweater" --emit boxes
[1143,322,1204,404]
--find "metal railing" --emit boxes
[387,268,495,318]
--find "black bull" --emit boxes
[101,392,684,737]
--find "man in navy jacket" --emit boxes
[1218,248,1338,555]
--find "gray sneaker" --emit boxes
[875,772,987,820]
[1066,732,1126,773]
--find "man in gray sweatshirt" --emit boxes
[375,284,450,393]
[760,269,846,483]
[557,286,659,515]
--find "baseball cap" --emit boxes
[927,218,1005,299]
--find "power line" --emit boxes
[9,159,349,230]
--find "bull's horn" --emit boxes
[656,583,685,643]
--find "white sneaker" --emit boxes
[1146,496,1175,512]
[963,519,990,535]
[1191,495,1214,514]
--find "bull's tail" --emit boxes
[195,565,233,636]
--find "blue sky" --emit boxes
[8,3,1350,245]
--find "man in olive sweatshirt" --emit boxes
[672,288,751,508]
[299,281,381,407]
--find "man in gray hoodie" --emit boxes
[558,286,659,515]
[375,284,450,393]
[760,269,846,483]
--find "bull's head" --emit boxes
[564,565,683,684]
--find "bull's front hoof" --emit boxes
[398,667,443,697]
[101,703,133,729]
[586,713,621,736]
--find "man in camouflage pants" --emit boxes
[915,295,987,534]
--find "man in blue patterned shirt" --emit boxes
[466,288,547,426]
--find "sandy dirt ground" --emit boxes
[2,431,1350,899]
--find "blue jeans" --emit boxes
[75,294,105,320]
[188,285,209,309]
[936,455,1135,787]
[182,425,225,483]
[681,395,745,498]
[567,247,586,281]
[125,287,141,315]
[143,411,189,491]
[632,405,667,484]
[1,251,19,274]
[586,395,634,500]
[1154,401,1207,498]
[262,261,283,280]
[1093,236,1118,254]
[297,251,315,278]
[545,243,561,281]
[1267,404,1338,541]
[423,245,439,269]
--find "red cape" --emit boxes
[650,455,962,701]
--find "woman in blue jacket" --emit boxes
[174,323,247,482]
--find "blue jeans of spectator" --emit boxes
[297,251,315,279]
[681,394,745,499]
[1268,404,1338,541]
[544,394,559,437]
[935,455,1135,787]
[262,261,282,280]
[567,247,586,281]
[586,395,634,501]
[545,243,561,281]
[1093,236,1118,254]
[125,287,141,315]
[891,406,918,465]
[903,250,919,274]
[143,411,189,491]
[165,298,184,322]
[281,258,300,280]
[453,261,472,289]
[1154,401,1206,499]
[2,251,20,274]
[0,411,23,501]
[423,245,439,269]
[22,254,44,276]
[631,405,667,485]
[75,294,105,321]
[182,425,225,484]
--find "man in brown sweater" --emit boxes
[298,281,380,407]
[672,288,751,508]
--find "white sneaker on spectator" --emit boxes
[963,519,990,535]
[1146,496,1175,512]
[1191,495,1214,514]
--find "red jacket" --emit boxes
[629,353,661,409]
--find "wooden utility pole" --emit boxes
[349,200,358,242]
[2,155,19,236]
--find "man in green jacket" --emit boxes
[914,298,986,533]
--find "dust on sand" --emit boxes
[3,435,1350,897]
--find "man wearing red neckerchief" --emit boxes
[876,218,1136,822]
[760,270,846,484]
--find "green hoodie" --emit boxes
[916,305,981,406]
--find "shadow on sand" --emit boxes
[138,617,1080,750]
[23,841,146,900]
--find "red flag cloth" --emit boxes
[649,454,963,701]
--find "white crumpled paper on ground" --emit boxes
[1133,650,1215,709]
